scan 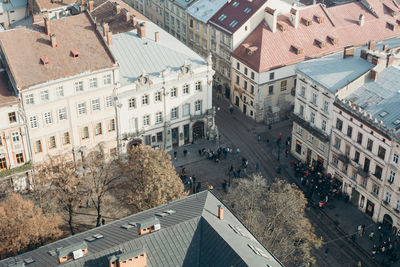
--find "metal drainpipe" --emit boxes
[162,85,167,149]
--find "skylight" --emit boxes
[393,119,400,125]
[244,7,252,13]
[218,14,227,21]
[229,20,239,28]
[379,111,388,117]
[232,1,239,7]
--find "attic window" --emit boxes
[303,18,312,26]
[218,14,227,21]
[229,20,239,28]
[71,49,80,58]
[277,22,288,32]
[387,22,399,31]
[244,7,252,14]
[40,56,49,65]
[379,111,388,117]
[232,1,239,7]
[393,119,400,125]
[315,38,326,48]
[291,45,303,55]
[327,35,338,45]
[314,15,325,23]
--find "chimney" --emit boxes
[370,69,378,81]
[368,40,376,50]
[218,205,224,220]
[358,14,365,26]
[360,49,368,60]
[114,3,121,14]
[88,0,94,12]
[155,31,159,42]
[136,218,160,235]
[50,34,57,48]
[371,55,381,65]
[137,22,146,38]
[122,9,130,22]
[343,46,354,59]
[387,54,394,67]
[383,44,389,52]
[106,31,112,46]
[289,8,299,28]
[103,23,109,37]
[265,7,277,33]
[131,16,137,27]
[44,18,51,36]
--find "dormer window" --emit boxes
[303,18,312,26]
[277,22,288,32]
[229,20,238,28]
[327,35,339,45]
[232,1,239,7]
[40,56,49,65]
[315,38,326,48]
[218,14,227,21]
[291,45,303,55]
[314,15,325,23]
[244,7,252,14]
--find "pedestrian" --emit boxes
[324,248,329,257]
[102,218,105,225]
[183,149,188,157]
[285,149,289,157]
[236,148,240,154]
[255,162,260,172]
[243,168,247,177]
[279,133,283,140]
[290,159,294,168]
[229,104,234,114]
[258,135,261,142]
[174,151,177,160]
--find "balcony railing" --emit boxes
[357,166,369,178]
[338,153,350,165]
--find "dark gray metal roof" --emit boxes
[0,191,282,267]
[57,241,87,258]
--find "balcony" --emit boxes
[290,112,330,142]
[383,200,389,206]
[338,153,350,165]
[356,166,369,178]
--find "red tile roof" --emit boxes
[232,0,400,72]
[0,71,19,107]
[209,0,267,35]
[0,12,116,90]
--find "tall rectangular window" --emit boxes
[195,100,202,112]
[8,112,16,123]
[347,126,353,138]
[183,84,189,94]
[171,87,177,97]
[142,95,149,105]
[103,74,112,85]
[108,119,116,131]
[183,103,190,116]
[0,158,6,171]
[74,81,84,92]
[25,94,34,105]
[44,112,53,125]
[40,90,49,102]
[92,99,101,111]
[30,116,38,129]
[323,100,328,112]
[280,80,287,91]
[58,107,67,121]
[171,107,178,120]
[156,111,163,124]
[357,132,363,144]
[311,93,317,105]
[143,115,150,126]
[89,78,98,88]
[106,96,113,107]
[129,98,136,108]
[154,92,162,102]
[336,119,343,131]
[95,122,102,136]
[63,132,70,145]
[34,140,42,153]
[16,153,24,164]
[269,72,274,80]
[393,153,399,164]
[378,146,386,160]
[78,103,87,115]
[195,81,202,91]
[322,120,327,132]
[56,86,64,97]
[236,75,239,85]
[48,136,56,149]
[81,126,89,140]
[367,138,373,151]
[310,112,315,124]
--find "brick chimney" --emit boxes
[218,205,224,220]
[88,0,94,12]
[265,7,277,33]
[289,8,299,29]
[370,69,378,81]
[358,14,365,26]
[368,40,376,50]
[106,31,112,46]
[122,8,130,22]
[387,54,394,67]
[343,46,354,59]
[44,18,51,36]
[371,55,381,65]
[103,23,109,37]
[114,3,121,14]
[137,22,146,38]
[155,32,159,42]
[50,34,57,48]
[360,49,368,60]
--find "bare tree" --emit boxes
[0,193,62,259]
[117,145,187,213]
[82,149,122,227]
[224,174,322,265]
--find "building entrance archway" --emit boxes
[383,214,393,231]
[192,121,204,140]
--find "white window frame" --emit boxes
[25,94,34,105]
[155,111,163,124]
[195,100,202,112]
[78,102,87,115]
[171,87,177,97]
[171,107,178,120]
[29,116,38,129]
[58,107,67,121]
[154,91,162,102]
[143,115,150,126]
[106,96,113,108]
[89,77,98,89]
[44,112,53,125]
[92,98,101,111]
[103,74,112,85]
[195,81,202,91]
[393,153,399,164]
[183,103,190,116]
[40,90,49,102]
[74,81,84,92]
[11,132,20,143]
[56,86,64,97]
[142,95,149,105]
[183,84,189,94]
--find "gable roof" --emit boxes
[186,0,228,24]
[0,12,116,90]
[233,0,400,72]
[0,191,283,267]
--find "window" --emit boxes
[323,100,328,112]
[106,96,113,107]
[16,153,24,164]
[183,103,190,116]
[307,135,314,143]
[58,107,67,121]
[195,81,202,91]
[74,81,84,92]
[378,146,386,160]
[299,105,304,117]
[357,132,363,145]
[171,87,177,97]
[92,99,101,111]
[103,74,112,85]
[310,112,315,125]
[322,120,327,132]
[95,122,102,136]
[195,100,202,112]
[334,136,341,149]
[142,95,149,105]
[218,14,227,21]
[295,140,302,154]
[374,165,383,179]
[48,136,56,149]
[7,112,16,125]
[156,112,163,124]
[385,191,392,203]
[108,119,116,132]
[244,81,247,90]
[367,138,373,151]
[34,140,42,153]
[251,72,255,79]
[345,144,350,156]
[0,158,6,171]
[56,86,64,97]
[244,7,252,13]
[269,72,274,80]
[347,126,353,138]
[244,67,248,75]
[143,115,150,126]
[336,119,343,131]
[363,158,370,173]
[78,103,87,115]
[300,86,305,97]
[44,112,53,125]
[189,19,193,28]
[332,155,339,167]
[250,85,254,94]
[25,94,34,105]
[183,84,189,94]
[297,126,303,136]
[354,151,360,163]
[280,80,287,91]
[397,199,400,210]
[393,153,399,164]
[40,90,49,101]
[157,132,163,142]
[129,98,136,108]
[389,170,396,183]
[63,132,70,145]
[171,107,178,120]
[155,92,162,102]
[89,78,98,88]
[232,1,239,7]
[372,184,379,196]
[268,85,274,95]
[81,126,89,140]
[319,141,325,151]
[311,93,317,105]
[30,116,38,129]
[236,62,240,70]
[236,75,240,85]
